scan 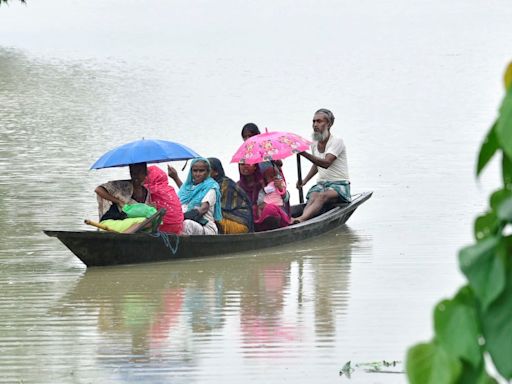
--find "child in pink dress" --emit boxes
[258,167,287,211]
[254,166,290,230]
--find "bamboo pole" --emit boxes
[296,154,304,204]
[84,219,119,233]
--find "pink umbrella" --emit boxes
[231,130,311,165]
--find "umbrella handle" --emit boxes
[296,154,304,204]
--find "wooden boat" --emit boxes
[44,191,372,267]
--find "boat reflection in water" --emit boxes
[58,227,367,380]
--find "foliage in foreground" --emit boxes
[406,64,512,383]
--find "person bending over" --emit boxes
[95,162,150,220]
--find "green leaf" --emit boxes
[474,212,499,240]
[490,188,512,212]
[496,88,512,160]
[434,287,482,367]
[406,341,462,384]
[475,370,499,384]
[456,361,498,384]
[503,152,512,189]
[503,234,512,255]
[480,251,512,379]
[497,196,512,222]
[458,237,505,310]
[477,122,498,176]
[504,62,512,91]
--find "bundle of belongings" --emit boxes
[95,203,164,234]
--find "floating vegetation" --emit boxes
[339,360,404,378]
[339,361,355,378]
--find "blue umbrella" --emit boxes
[90,139,200,169]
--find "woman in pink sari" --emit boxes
[238,163,290,232]
[145,166,184,234]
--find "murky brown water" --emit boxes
[1,228,366,383]
[1,0,511,382]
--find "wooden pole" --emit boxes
[296,154,304,204]
[84,219,119,232]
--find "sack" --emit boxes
[122,203,157,218]
[183,209,208,226]
[101,204,127,221]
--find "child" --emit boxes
[257,166,287,215]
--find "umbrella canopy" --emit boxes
[90,139,200,169]
[231,130,311,164]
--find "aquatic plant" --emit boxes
[406,64,512,383]
[339,360,404,378]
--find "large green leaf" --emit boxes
[504,234,512,255]
[504,62,512,91]
[475,371,499,384]
[480,249,512,379]
[496,88,512,160]
[406,341,462,384]
[490,188,512,212]
[459,237,505,310]
[497,196,512,222]
[503,152,512,189]
[456,361,498,384]
[477,122,498,176]
[474,212,499,240]
[434,287,482,367]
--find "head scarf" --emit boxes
[258,161,273,173]
[146,165,168,187]
[178,158,222,221]
[145,166,184,229]
[208,157,226,182]
[208,157,253,231]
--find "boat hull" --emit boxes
[44,192,372,267]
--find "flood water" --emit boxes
[1,0,511,382]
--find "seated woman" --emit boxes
[238,162,290,232]
[94,162,151,233]
[171,158,222,235]
[207,157,253,234]
[145,165,184,234]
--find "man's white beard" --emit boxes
[312,130,329,142]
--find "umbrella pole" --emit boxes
[296,154,304,204]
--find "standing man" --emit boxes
[293,108,351,223]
